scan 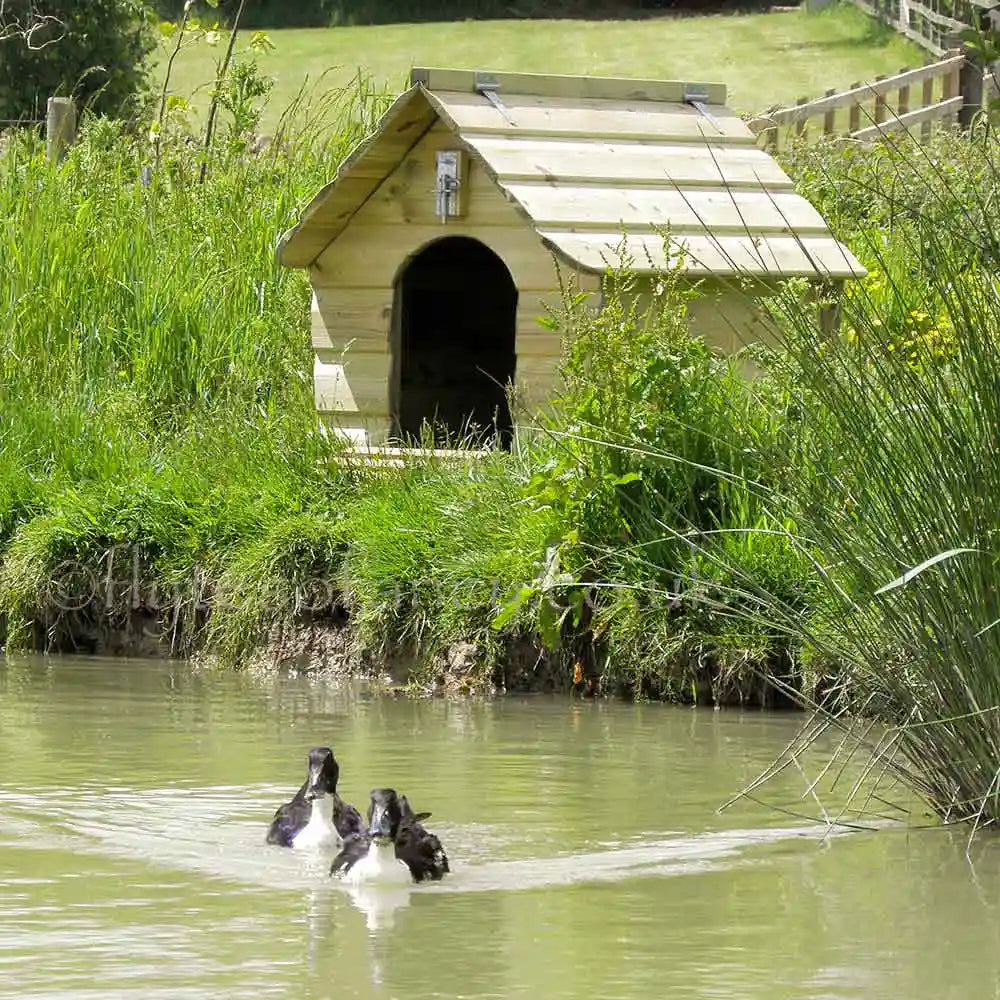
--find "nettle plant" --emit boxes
[497,243,795,656]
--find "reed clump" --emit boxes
[769,128,1000,828]
[606,125,1000,828]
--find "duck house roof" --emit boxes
[277,67,864,280]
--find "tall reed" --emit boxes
[623,126,1000,828]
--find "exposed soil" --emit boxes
[1,604,808,706]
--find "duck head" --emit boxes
[304,747,340,801]
[366,788,402,843]
[366,788,431,842]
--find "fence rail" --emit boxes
[748,50,992,150]
[848,0,999,56]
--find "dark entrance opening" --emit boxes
[390,236,517,448]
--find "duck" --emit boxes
[266,746,364,849]
[330,787,450,883]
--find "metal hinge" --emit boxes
[476,72,517,127]
[684,84,723,134]
[435,150,465,222]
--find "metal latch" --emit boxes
[435,149,465,222]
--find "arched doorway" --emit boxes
[390,236,517,448]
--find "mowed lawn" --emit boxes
[159,3,922,123]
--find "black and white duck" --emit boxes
[330,787,449,883]
[266,746,364,850]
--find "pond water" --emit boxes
[2,656,1000,999]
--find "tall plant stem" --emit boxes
[199,0,248,184]
[154,5,190,168]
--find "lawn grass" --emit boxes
[158,2,921,123]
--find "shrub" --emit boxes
[0,0,156,121]
[513,246,812,699]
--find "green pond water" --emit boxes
[2,656,1000,999]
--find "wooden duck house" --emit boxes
[278,67,863,447]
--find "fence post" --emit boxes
[848,81,862,133]
[822,88,836,135]
[921,64,935,141]
[794,96,809,139]
[46,97,76,163]
[897,65,911,117]
[947,38,984,128]
[874,74,888,125]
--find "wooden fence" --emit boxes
[848,0,999,56]
[0,96,77,162]
[749,50,994,150]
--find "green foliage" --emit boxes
[214,59,273,147]
[768,251,1000,823]
[506,245,813,696]
[0,0,157,120]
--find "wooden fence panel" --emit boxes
[847,0,995,57]
[748,50,990,151]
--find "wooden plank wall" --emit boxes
[686,284,781,354]
[310,123,596,440]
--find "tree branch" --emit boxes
[0,1,66,50]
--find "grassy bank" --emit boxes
[0,65,806,701]
[156,2,919,122]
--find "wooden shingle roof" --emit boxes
[278,67,863,279]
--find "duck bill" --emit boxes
[305,765,327,801]
[367,803,394,841]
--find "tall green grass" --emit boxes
[0,72,360,650]
[0,72,567,680]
